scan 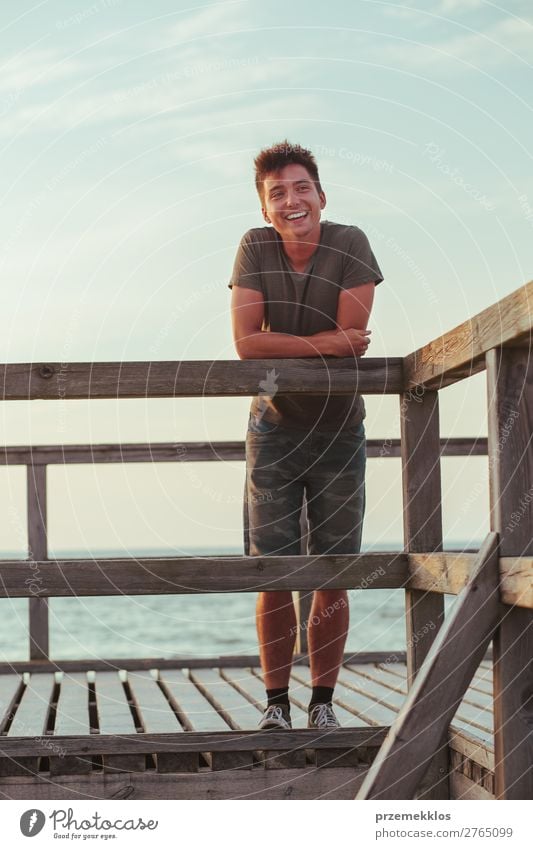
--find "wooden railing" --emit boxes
[0,435,488,662]
[1,278,532,801]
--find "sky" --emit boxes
[1,0,532,554]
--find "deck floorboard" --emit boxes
[0,658,495,788]
[1,673,55,777]
[344,663,494,736]
[0,675,23,733]
[93,671,144,774]
[159,669,230,732]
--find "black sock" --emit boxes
[266,687,290,708]
[309,686,334,708]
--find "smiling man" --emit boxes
[229,140,383,730]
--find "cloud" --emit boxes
[435,0,485,12]
[0,47,82,96]
[378,12,533,71]
[155,0,249,47]
[0,50,315,140]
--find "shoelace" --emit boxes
[264,705,287,723]
[310,703,338,727]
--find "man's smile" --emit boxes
[285,210,308,220]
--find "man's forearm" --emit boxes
[237,329,337,359]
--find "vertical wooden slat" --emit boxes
[486,347,533,800]
[26,464,49,661]
[400,389,448,799]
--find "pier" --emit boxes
[1,279,532,800]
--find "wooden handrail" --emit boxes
[0,553,408,597]
[0,437,489,465]
[0,357,402,400]
[403,278,533,391]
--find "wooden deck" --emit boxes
[2,281,532,799]
[0,655,494,800]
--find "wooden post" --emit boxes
[486,347,533,800]
[26,464,49,660]
[400,389,448,798]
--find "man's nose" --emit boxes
[285,189,298,206]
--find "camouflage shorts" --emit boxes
[244,414,366,557]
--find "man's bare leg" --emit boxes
[307,589,349,686]
[256,591,297,688]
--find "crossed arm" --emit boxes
[231,282,375,360]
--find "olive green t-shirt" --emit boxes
[229,220,383,430]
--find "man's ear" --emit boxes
[319,191,326,210]
[262,207,271,224]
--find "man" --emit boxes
[229,141,383,729]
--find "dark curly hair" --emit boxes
[254,140,323,204]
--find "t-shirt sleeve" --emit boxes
[341,227,383,289]
[227,231,263,292]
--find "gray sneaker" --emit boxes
[308,702,340,729]
[259,704,292,730]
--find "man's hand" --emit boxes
[322,327,371,357]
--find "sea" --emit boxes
[0,542,477,662]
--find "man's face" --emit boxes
[261,163,326,243]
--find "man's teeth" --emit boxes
[287,211,307,220]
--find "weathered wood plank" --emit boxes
[373,660,495,718]
[0,553,408,597]
[450,770,494,800]
[93,672,144,774]
[7,674,55,738]
[159,669,230,732]
[344,664,494,734]
[50,673,91,776]
[0,358,402,400]
[0,726,388,757]
[0,650,402,674]
[400,388,448,799]
[403,279,533,391]
[0,437,489,466]
[407,553,477,595]
[189,669,259,769]
[53,673,91,736]
[357,533,501,800]
[487,347,533,800]
[1,673,55,777]
[0,765,369,800]
[2,442,246,465]
[26,464,49,661]
[126,671,192,773]
[94,673,136,735]
[0,676,23,733]
[122,671,182,732]
[499,557,533,608]
[401,391,445,679]
[448,727,494,772]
